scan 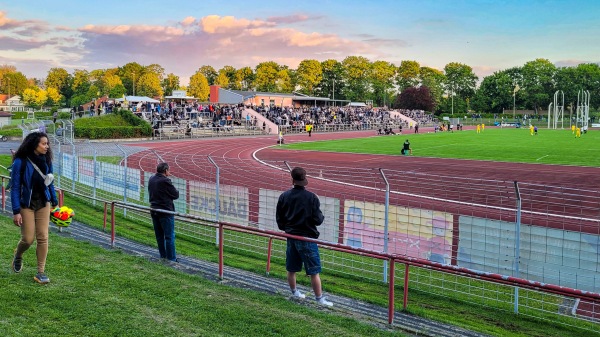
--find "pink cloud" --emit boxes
[80,24,185,41]
[181,16,196,26]
[200,15,272,34]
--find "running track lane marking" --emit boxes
[536,155,549,161]
[251,146,600,224]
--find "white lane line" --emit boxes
[536,155,549,161]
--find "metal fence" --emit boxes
[13,140,598,331]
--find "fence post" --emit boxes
[513,181,522,314]
[2,177,5,212]
[207,156,220,245]
[56,142,61,188]
[71,143,76,192]
[116,144,128,217]
[388,258,396,324]
[379,168,390,283]
[92,149,97,207]
[266,237,273,275]
[110,202,116,248]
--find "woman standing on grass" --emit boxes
[10,131,58,284]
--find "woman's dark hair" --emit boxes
[14,131,53,164]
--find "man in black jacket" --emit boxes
[148,162,180,261]
[276,167,332,306]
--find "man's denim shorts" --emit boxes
[286,238,322,275]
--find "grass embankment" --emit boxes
[0,216,403,337]
[283,128,600,167]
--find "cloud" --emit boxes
[181,16,196,26]
[80,24,185,42]
[200,15,272,34]
[0,36,46,51]
[266,14,319,24]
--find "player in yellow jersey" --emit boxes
[481,123,485,132]
[529,124,534,136]
[476,124,481,134]
[571,124,575,134]
[575,127,581,138]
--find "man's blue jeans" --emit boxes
[151,215,176,261]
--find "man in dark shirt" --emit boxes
[148,162,180,262]
[276,167,332,306]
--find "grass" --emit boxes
[282,128,600,167]
[0,217,404,337]
[46,193,597,337]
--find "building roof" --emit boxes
[116,96,160,103]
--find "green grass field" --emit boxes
[283,128,600,167]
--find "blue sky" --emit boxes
[1,0,599,83]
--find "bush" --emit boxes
[74,109,152,139]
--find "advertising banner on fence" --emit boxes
[97,162,141,200]
[61,153,77,180]
[258,188,340,243]
[188,181,249,226]
[458,215,600,293]
[344,200,453,264]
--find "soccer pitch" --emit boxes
[283,128,600,167]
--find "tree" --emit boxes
[471,69,517,114]
[22,87,47,109]
[234,67,254,90]
[276,69,293,93]
[369,60,396,107]
[394,86,434,111]
[1,71,28,97]
[342,56,371,102]
[45,68,72,102]
[136,73,163,98]
[118,62,145,95]
[71,70,91,97]
[188,71,210,101]
[219,65,237,89]
[419,67,445,111]
[162,73,180,97]
[146,64,165,82]
[315,59,345,101]
[296,59,323,95]
[396,60,421,91]
[443,62,478,114]
[198,65,217,85]
[254,61,280,92]
[521,58,556,113]
[214,72,229,88]
[46,87,62,106]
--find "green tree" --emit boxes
[521,58,557,113]
[219,66,237,89]
[396,60,421,91]
[162,73,180,97]
[1,71,28,97]
[443,62,478,115]
[254,61,280,92]
[315,59,345,102]
[188,71,210,100]
[296,59,323,95]
[45,68,72,102]
[198,65,217,85]
[342,56,371,102]
[419,67,445,112]
[71,70,91,97]
[234,67,254,90]
[370,60,396,107]
[118,62,145,95]
[472,69,516,114]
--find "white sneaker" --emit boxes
[317,296,333,307]
[292,290,306,299]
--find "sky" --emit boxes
[1,0,599,84]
